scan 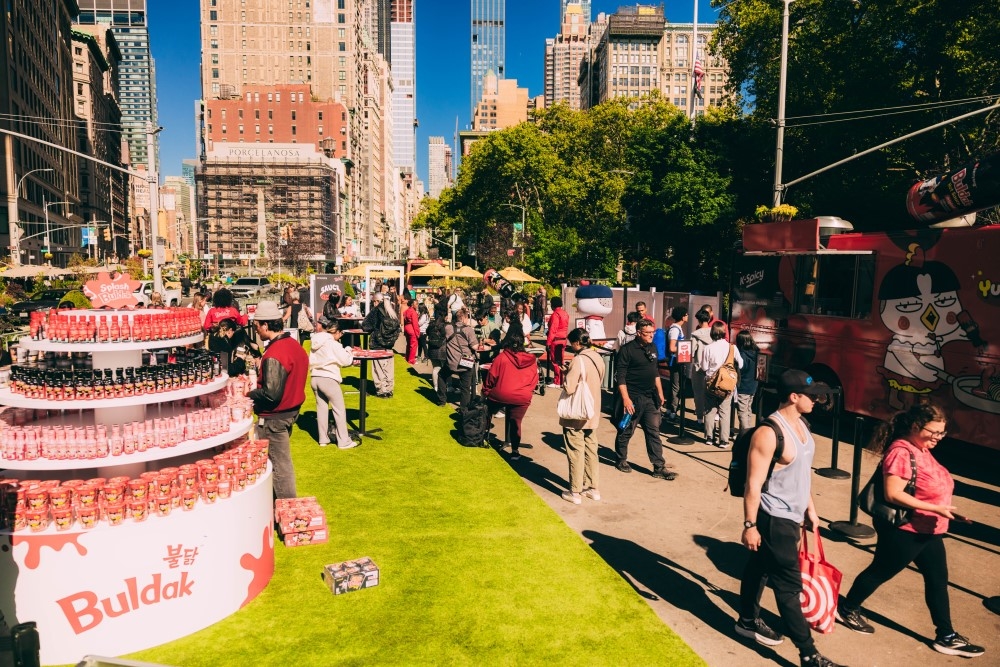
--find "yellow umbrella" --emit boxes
[407,263,453,277]
[449,265,484,279]
[344,265,400,278]
[499,266,538,282]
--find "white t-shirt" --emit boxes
[697,339,743,377]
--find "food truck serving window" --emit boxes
[794,253,875,319]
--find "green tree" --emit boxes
[712,0,1000,227]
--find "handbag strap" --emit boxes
[880,448,918,493]
[800,526,825,560]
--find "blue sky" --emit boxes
[148,1,719,186]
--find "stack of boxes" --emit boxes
[274,496,328,547]
[322,557,380,595]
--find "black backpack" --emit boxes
[459,396,491,447]
[727,417,791,497]
[426,319,447,349]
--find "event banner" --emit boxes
[310,274,348,318]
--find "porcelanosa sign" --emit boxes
[210,143,319,161]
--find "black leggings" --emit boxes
[844,521,953,638]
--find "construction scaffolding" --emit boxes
[195,157,340,271]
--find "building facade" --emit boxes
[472,72,528,131]
[560,0,590,25]
[471,0,505,119]
[427,136,452,199]
[199,0,398,264]
[578,8,729,115]
[661,23,728,113]
[544,1,589,110]
[72,25,127,261]
[163,175,196,257]
[197,143,345,271]
[0,0,82,266]
[390,0,416,172]
[76,0,159,171]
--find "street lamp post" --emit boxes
[773,0,794,207]
[146,123,164,293]
[42,199,76,266]
[8,167,55,266]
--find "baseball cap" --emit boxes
[778,369,833,396]
[253,301,284,320]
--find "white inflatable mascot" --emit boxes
[575,283,614,341]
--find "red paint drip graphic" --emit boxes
[239,525,274,608]
[11,532,88,569]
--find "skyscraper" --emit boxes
[427,137,452,199]
[560,0,590,25]
[76,0,159,172]
[471,0,505,119]
[391,0,416,172]
[545,1,589,109]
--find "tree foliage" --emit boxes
[711,0,1000,227]
[420,96,737,291]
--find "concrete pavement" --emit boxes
[417,354,1000,667]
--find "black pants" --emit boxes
[437,366,474,411]
[613,393,664,469]
[667,362,686,413]
[844,521,953,638]
[739,512,816,656]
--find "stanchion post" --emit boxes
[817,389,850,479]
[830,416,876,539]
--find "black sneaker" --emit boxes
[651,466,678,480]
[800,653,845,667]
[616,460,632,473]
[933,633,985,658]
[836,605,874,634]
[734,617,783,646]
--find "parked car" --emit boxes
[228,277,272,299]
[9,289,73,319]
[132,281,182,307]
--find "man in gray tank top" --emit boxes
[736,370,845,667]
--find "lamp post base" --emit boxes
[829,520,876,539]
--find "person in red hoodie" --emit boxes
[402,298,421,364]
[546,295,570,389]
[483,321,539,460]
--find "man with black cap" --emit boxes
[736,369,843,667]
[247,300,309,500]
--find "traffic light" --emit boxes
[103,227,111,242]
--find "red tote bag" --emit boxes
[798,527,842,634]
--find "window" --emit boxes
[291,126,297,135]
[318,111,323,121]
[255,124,260,134]
[794,254,876,319]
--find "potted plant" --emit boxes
[755,203,799,223]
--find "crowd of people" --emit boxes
[179,278,985,667]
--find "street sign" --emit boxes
[513,223,524,232]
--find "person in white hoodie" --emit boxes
[696,321,743,447]
[615,312,641,350]
[309,317,359,449]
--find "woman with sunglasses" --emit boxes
[837,399,984,658]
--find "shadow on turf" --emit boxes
[583,530,796,667]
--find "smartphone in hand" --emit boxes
[952,513,973,524]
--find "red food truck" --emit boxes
[731,216,1000,451]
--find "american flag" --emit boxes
[693,60,705,101]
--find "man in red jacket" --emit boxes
[247,300,309,500]
[483,322,539,460]
[546,296,570,388]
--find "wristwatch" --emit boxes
[743,520,756,529]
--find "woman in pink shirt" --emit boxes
[836,400,984,658]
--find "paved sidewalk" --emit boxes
[440,360,1000,667]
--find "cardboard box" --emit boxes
[282,524,328,547]
[323,557,379,594]
[275,506,326,534]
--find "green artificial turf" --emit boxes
[127,357,704,666]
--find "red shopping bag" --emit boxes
[798,527,842,634]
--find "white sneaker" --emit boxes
[493,410,505,418]
[338,441,360,450]
[318,442,329,447]
[561,491,582,505]
[547,382,561,389]
[581,488,601,501]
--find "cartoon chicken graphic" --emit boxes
[877,243,984,407]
